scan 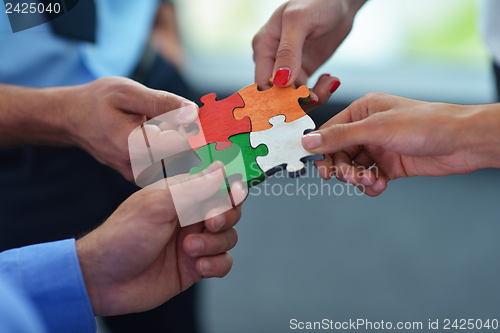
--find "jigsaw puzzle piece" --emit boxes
[234,83,310,132]
[250,114,323,177]
[227,133,268,188]
[190,133,268,190]
[187,92,251,151]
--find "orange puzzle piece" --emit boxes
[233,83,310,132]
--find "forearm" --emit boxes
[0,84,74,147]
[461,103,500,169]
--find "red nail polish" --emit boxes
[330,80,341,94]
[273,68,291,86]
[304,99,318,106]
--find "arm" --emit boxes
[302,93,500,196]
[0,77,198,181]
[0,162,245,331]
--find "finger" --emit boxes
[332,151,361,185]
[351,150,377,186]
[184,227,238,257]
[352,149,374,168]
[294,69,309,87]
[331,151,388,197]
[200,181,246,231]
[154,100,199,125]
[301,75,341,113]
[253,4,286,90]
[313,155,333,180]
[302,117,382,155]
[114,80,196,120]
[196,252,233,278]
[359,169,388,197]
[352,162,376,187]
[145,161,226,208]
[204,205,242,233]
[271,6,309,87]
[253,34,280,91]
[142,125,192,162]
[228,180,248,207]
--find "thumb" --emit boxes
[302,119,380,155]
[118,81,198,122]
[271,10,308,87]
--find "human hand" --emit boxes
[76,162,247,316]
[253,0,365,91]
[302,93,500,196]
[63,76,198,181]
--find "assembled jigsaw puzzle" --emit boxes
[188,83,325,191]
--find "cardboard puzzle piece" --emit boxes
[250,114,323,177]
[233,83,310,132]
[187,92,251,151]
[190,133,268,190]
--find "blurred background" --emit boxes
[107,0,500,332]
[177,0,495,105]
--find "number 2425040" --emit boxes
[5,3,61,14]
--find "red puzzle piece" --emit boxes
[188,92,251,151]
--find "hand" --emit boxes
[253,0,365,91]
[75,162,247,316]
[302,93,500,196]
[63,76,198,181]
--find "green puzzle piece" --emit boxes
[190,133,268,191]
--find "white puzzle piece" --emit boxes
[250,114,323,177]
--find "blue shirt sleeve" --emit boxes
[0,239,97,333]
[0,279,47,333]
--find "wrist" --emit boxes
[37,86,77,146]
[75,237,101,316]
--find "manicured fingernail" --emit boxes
[188,238,204,255]
[304,98,318,106]
[372,180,385,192]
[178,100,198,122]
[302,132,322,149]
[330,80,341,94]
[273,68,291,86]
[200,260,211,275]
[212,214,226,232]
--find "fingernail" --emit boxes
[330,80,341,94]
[212,214,226,232]
[178,100,198,122]
[302,133,322,149]
[188,238,204,255]
[304,98,318,106]
[200,260,211,275]
[372,180,385,192]
[273,68,291,86]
